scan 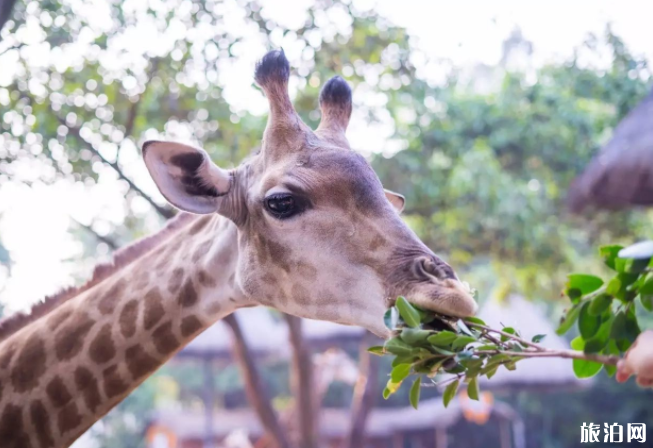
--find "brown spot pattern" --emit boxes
[57,402,82,435]
[89,324,116,364]
[46,376,72,408]
[119,300,139,338]
[143,288,165,330]
[103,365,129,398]
[0,343,15,368]
[75,367,101,413]
[11,332,47,392]
[0,404,28,447]
[125,345,159,379]
[168,268,184,294]
[178,280,198,308]
[368,234,387,251]
[261,273,279,286]
[296,262,318,280]
[180,316,203,337]
[152,321,180,355]
[31,400,55,448]
[98,280,125,315]
[55,315,94,361]
[198,269,217,287]
[291,284,311,306]
[268,239,291,272]
[48,308,72,331]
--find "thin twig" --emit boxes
[475,349,620,365]
[466,322,543,351]
[55,115,174,219]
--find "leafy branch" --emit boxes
[371,240,653,409]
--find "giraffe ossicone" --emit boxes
[0,50,476,448]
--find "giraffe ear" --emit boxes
[384,189,405,213]
[143,141,232,214]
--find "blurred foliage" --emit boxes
[373,28,652,299]
[2,0,653,447]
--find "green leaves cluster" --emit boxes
[370,297,534,409]
[557,241,653,378]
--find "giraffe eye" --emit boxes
[265,193,298,219]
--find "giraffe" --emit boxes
[0,50,477,448]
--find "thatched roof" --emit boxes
[477,295,587,390]
[568,89,653,212]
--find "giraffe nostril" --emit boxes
[417,257,458,281]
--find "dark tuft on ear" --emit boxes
[170,153,220,198]
[255,49,290,88]
[170,152,204,172]
[319,76,352,107]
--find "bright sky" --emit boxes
[1,0,652,314]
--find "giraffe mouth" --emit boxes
[399,279,478,319]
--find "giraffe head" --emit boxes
[143,50,476,337]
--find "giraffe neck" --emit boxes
[0,214,247,448]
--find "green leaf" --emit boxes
[556,304,581,335]
[566,274,604,295]
[600,245,624,270]
[624,308,641,343]
[476,344,499,350]
[609,310,640,343]
[640,294,653,312]
[531,334,546,343]
[390,363,412,383]
[616,257,649,274]
[392,356,415,367]
[578,301,601,339]
[400,328,431,345]
[500,327,516,342]
[367,346,385,356]
[443,379,460,408]
[396,296,421,328]
[385,337,416,357]
[588,293,612,316]
[409,377,421,410]
[431,346,456,356]
[485,365,499,379]
[382,387,392,400]
[467,377,480,401]
[584,315,614,354]
[384,378,403,397]
[639,272,653,295]
[452,336,477,350]
[570,337,603,378]
[464,317,486,326]
[427,331,458,347]
[604,340,620,377]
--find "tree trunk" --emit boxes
[344,332,380,448]
[284,314,318,448]
[223,314,292,448]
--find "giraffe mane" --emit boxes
[0,212,197,342]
